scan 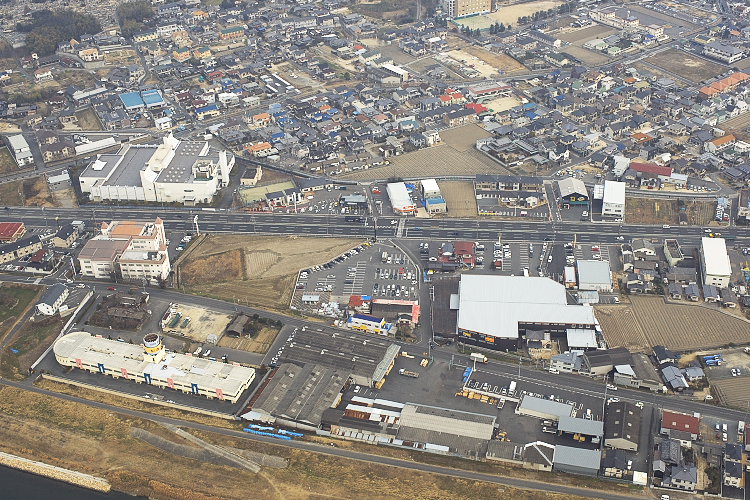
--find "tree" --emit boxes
[499,22,505,32]
[116,1,154,37]
[18,9,101,56]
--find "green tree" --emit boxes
[116,0,154,37]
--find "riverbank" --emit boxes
[0,464,137,500]
[0,451,111,492]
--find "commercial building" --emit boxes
[421,178,441,198]
[552,446,601,476]
[36,283,69,316]
[557,177,589,206]
[78,218,170,281]
[241,362,347,431]
[516,395,574,421]
[604,401,642,451]
[455,275,597,350]
[53,332,256,403]
[347,313,393,335]
[602,180,625,218]
[0,222,26,242]
[386,182,416,214]
[576,260,613,292]
[7,134,33,167]
[442,0,491,18]
[78,134,234,205]
[700,237,731,288]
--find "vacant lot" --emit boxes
[561,45,610,66]
[0,285,41,339]
[644,49,725,84]
[179,235,362,311]
[460,45,527,74]
[0,314,63,380]
[454,0,563,29]
[75,108,103,131]
[439,123,492,152]
[0,146,17,174]
[438,181,478,217]
[558,25,617,44]
[342,144,510,181]
[162,304,233,343]
[598,296,750,352]
[624,197,714,225]
[0,176,56,207]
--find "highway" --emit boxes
[6,206,749,245]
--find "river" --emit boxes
[0,464,142,500]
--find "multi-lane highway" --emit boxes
[7,206,748,245]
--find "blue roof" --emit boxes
[352,313,383,323]
[119,91,144,109]
[141,89,164,106]
[196,104,219,113]
[426,197,446,204]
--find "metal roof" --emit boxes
[701,237,731,277]
[518,395,574,419]
[558,415,603,437]
[399,403,495,440]
[576,260,612,288]
[553,445,601,469]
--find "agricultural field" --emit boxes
[0,146,18,174]
[438,181,478,217]
[342,143,510,181]
[624,197,715,226]
[597,296,750,352]
[711,378,750,409]
[178,235,363,311]
[644,49,726,84]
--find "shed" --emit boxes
[553,445,601,476]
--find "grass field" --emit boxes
[438,181,478,217]
[644,49,726,84]
[597,296,750,352]
[74,108,103,131]
[624,197,715,226]
[179,235,363,311]
[0,285,41,344]
[0,315,63,380]
[0,176,56,207]
[0,146,18,174]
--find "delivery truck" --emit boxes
[470,353,488,363]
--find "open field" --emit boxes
[439,123,492,152]
[0,146,17,174]
[597,296,750,352]
[557,25,617,44]
[0,285,40,334]
[0,315,63,380]
[644,49,725,84]
[75,107,103,131]
[624,197,715,225]
[460,45,527,74]
[561,45,610,66]
[0,382,618,500]
[438,181,478,217]
[711,377,750,409]
[718,112,750,141]
[0,176,56,207]
[627,4,699,30]
[179,235,362,311]
[342,144,511,181]
[217,326,280,354]
[453,1,563,30]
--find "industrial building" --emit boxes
[455,275,597,350]
[553,446,601,476]
[53,332,256,403]
[576,260,613,292]
[601,180,625,219]
[36,283,69,316]
[604,401,642,451]
[78,134,234,205]
[386,182,416,214]
[700,237,732,288]
[78,218,170,281]
[241,362,347,430]
[516,395,574,421]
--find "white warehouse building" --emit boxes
[602,180,625,219]
[700,237,732,288]
[386,182,416,214]
[53,332,255,403]
[78,134,234,205]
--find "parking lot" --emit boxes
[291,242,419,315]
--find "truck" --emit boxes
[398,369,419,378]
[470,353,488,363]
[508,380,517,394]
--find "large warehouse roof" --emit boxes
[457,275,596,339]
[576,260,612,288]
[386,182,415,213]
[701,237,732,277]
[517,395,574,419]
[399,403,495,440]
[53,332,255,397]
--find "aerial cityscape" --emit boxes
[1,0,750,498]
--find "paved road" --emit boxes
[0,377,646,500]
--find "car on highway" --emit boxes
[107,286,116,291]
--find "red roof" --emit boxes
[29,249,46,263]
[0,222,25,241]
[349,295,364,307]
[466,102,488,114]
[630,162,672,177]
[661,411,699,434]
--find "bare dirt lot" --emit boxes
[439,123,492,152]
[561,45,610,66]
[644,49,726,84]
[453,1,563,29]
[0,176,56,207]
[597,296,750,352]
[179,235,363,311]
[0,146,18,174]
[162,304,233,343]
[557,25,618,44]
[75,108,103,131]
[217,326,279,354]
[459,45,527,74]
[438,181,478,217]
[624,197,715,225]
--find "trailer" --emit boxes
[470,352,488,363]
[398,369,419,378]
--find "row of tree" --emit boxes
[17,9,101,56]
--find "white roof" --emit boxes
[386,182,415,212]
[566,328,597,348]
[603,180,625,205]
[701,237,732,277]
[421,178,440,192]
[7,134,29,150]
[576,260,612,288]
[557,177,587,198]
[457,275,596,339]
